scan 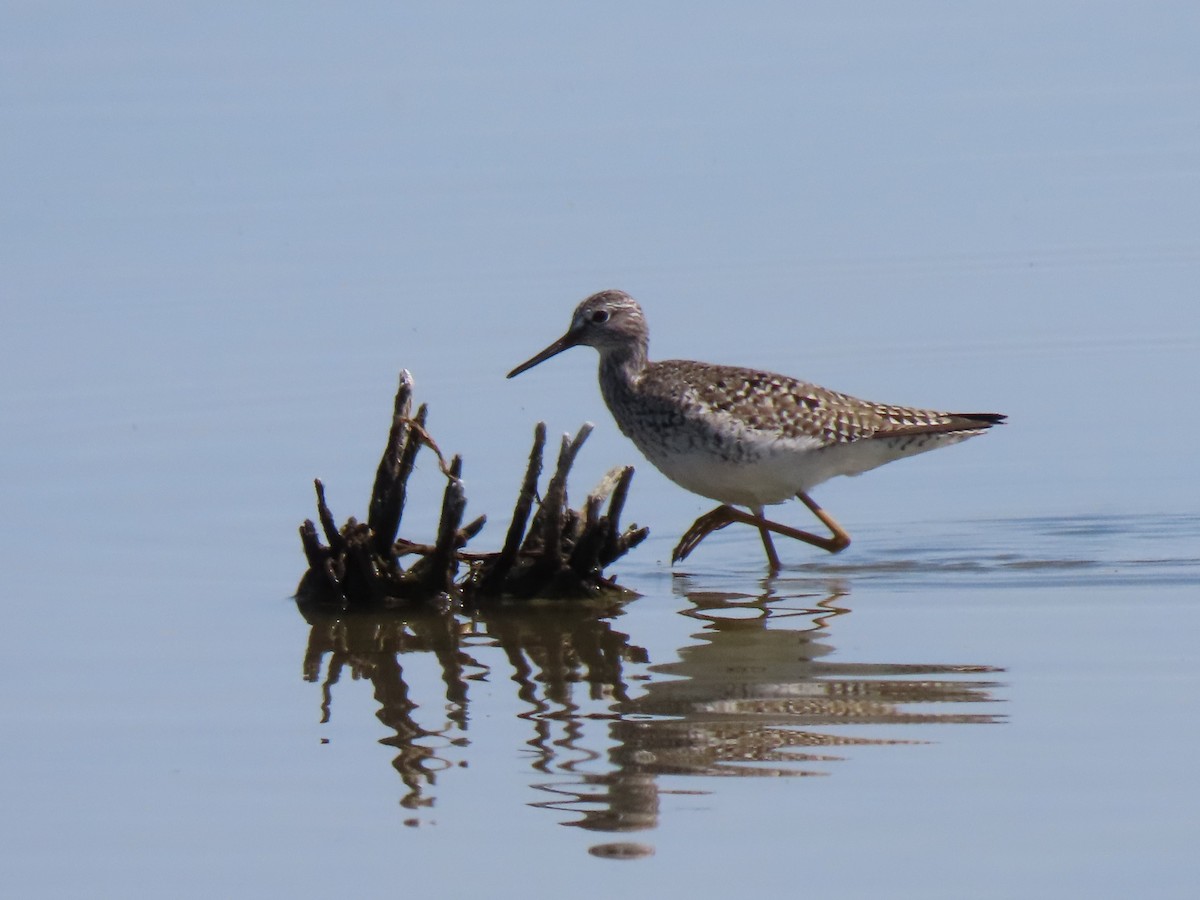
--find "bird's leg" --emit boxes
[751,505,782,573]
[727,503,848,556]
[671,494,850,566]
[794,491,851,553]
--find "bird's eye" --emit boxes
[590,309,610,324]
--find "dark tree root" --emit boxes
[298,370,649,609]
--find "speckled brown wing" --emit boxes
[649,360,1004,447]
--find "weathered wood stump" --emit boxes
[298,371,648,608]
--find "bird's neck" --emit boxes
[597,342,648,406]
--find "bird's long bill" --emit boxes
[506,330,581,378]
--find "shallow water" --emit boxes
[5,3,1200,898]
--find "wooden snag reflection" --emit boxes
[298,370,648,608]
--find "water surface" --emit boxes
[4,3,1199,898]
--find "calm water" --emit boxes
[4,4,1200,898]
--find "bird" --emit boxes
[506,289,1005,571]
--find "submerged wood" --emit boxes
[298,370,648,608]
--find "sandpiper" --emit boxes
[507,290,1004,571]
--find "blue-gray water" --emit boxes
[4,4,1199,898]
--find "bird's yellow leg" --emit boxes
[794,491,851,554]
[752,505,782,573]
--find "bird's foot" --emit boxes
[671,505,739,564]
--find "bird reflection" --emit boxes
[294,580,1004,829]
